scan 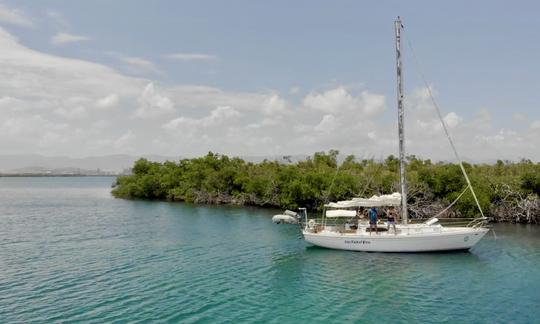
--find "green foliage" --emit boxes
[112,151,540,218]
[521,165,540,195]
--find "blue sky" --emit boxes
[0,0,539,160]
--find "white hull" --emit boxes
[303,226,489,252]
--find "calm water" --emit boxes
[1,177,539,323]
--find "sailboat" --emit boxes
[272,17,489,252]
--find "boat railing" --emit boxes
[302,217,357,233]
[411,217,489,228]
[303,216,489,232]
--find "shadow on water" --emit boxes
[305,244,474,255]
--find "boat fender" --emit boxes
[425,218,439,226]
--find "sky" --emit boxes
[0,0,539,161]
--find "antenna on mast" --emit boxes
[395,16,408,225]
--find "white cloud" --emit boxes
[0,25,538,161]
[51,32,89,45]
[165,53,218,61]
[1,114,68,145]
[303,87,352,113]
[53,106,87,119]
[0,96,26,111]
[303,87,385,116]
[114,130,136,149]
[360,91,386,116]
[135,83,174,118]
[262,94,288,115]
[314,114,337,132]
[92,120,110,129]
[95,94,119,110]
[207,105,241,122]
[164,106,240,131]
[443,112,462,129]
[0,4,32,27]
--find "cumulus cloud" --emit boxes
[314,114,337,132]
[303,87,351,113]
[0,24,538,161]
[443,112,462,129]
[303,87,386,116]
[0,4,32,27]
[262,94,288,115]
[164,106,240,132]
[95,94,119,110]
[0,26,144,155]
[134,83,174,118]
[165,53,218,61]
[51,32,89,45]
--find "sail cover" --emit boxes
[324,192,402,208]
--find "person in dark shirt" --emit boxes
[386,206,398,235]
[369,207,378,235]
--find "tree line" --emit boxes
[112,151,540,223]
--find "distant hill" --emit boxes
[0,154,181,174]
[0,154,310,174]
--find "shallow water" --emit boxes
[0,177,539,323]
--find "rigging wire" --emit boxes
[321,162,343,227]
[323,165,342,204]
[404,36,486,219]
[432,186,469,219]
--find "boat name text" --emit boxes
[344,240,371,244]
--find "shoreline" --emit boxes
[112,195,538,225]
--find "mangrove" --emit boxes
[112,151,540,224]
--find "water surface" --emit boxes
[1,177,539,323]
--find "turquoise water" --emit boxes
[1,177,539,323]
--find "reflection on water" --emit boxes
[0,177,539,323]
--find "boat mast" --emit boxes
[395,17,408,225]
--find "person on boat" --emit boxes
[386,206,398,235]
[369,207,378,234]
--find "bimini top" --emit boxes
[324,192,402,208]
